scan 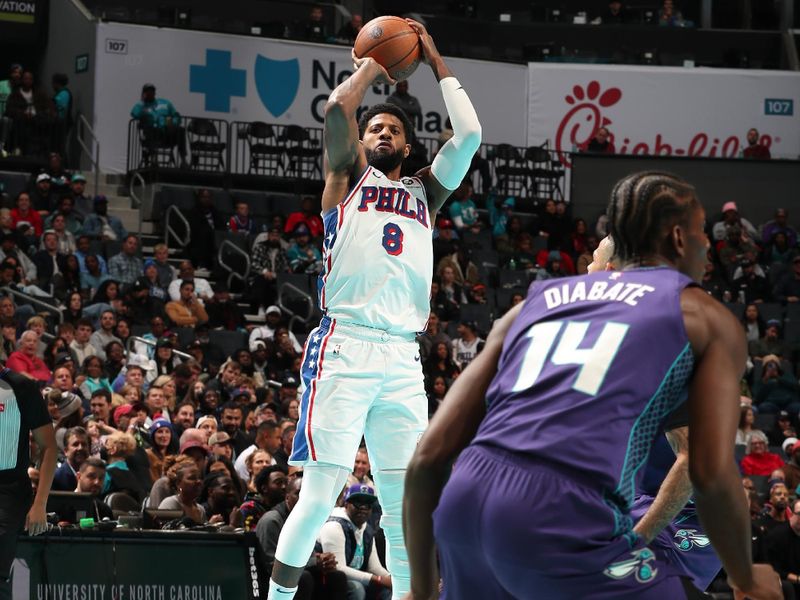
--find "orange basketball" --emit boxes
[354,16,421,81]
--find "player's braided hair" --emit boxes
[358,102,414,142]
[607,171,698,264]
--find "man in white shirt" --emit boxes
[248,305,303,354]
[317,484,391,600]
[168,260,214,304]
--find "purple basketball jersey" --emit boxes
[473,267,695,518]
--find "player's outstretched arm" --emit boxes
[632,426,692,543]
[405,19,481,218]
[403,303,522,600]
[684,287,781,600]
[323,55,393,176]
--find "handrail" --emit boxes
[2,288,63,323]
[77,115,100,198]
[217,240,251,289]
[129,171,149,236]
[277,282,314,325]
[164,205,191,248]
[126,336,193,361]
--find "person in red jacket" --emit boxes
[10,191,43,237]
[6,329,51,382]
[283,196,323,240]
[741,431,785,476]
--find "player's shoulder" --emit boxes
[681,286,745,356]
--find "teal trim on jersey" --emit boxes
[0,389,21,470]
[612,343,695,530]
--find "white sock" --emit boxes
[267,580,297,600]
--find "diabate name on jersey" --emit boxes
[544,278,657,310]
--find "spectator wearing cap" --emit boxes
[712,201,758,242]
[278,375,300,406]
[131,83,188,168]
[10,190,43,237]
[146,418,176,482]
[769,413,798,450]
[31,230,67,290]
[240,464,288,531]
[754,356,800,415]
[51,425,90,491]
[235,420,281,481]
[80,195,127,241]
[249,226,290,313]
[287,223,322,274]
[486,194,515,241]
[28,172,54,215]
[451,320,484,370]
[742,128,771,160]
[167,260,214,304]
[108,234,143,286]
[143,260,169,305]
[209,431,235,461]
[750,318,789,362]
[44,152,71,196]
[742,431,786,477]
[732,258,771,304]
[249,306,303,354]
[433,217,458,266]
[774,256,800,305]
[70,173,93,218]
[166,280,209,328]
[153,337,180,377]
[7,330,50,381]
[318,483,392,600]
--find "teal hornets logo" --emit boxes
[673,529,711,552]
[604,548,658,584]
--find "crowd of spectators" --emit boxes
[0,63,72,159]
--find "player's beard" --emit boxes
[365,145,404,174]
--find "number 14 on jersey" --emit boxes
[512,321,630,396]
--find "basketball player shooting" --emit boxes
[267,19,481,600]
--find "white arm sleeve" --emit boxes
[430,77,482,190]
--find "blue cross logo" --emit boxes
[190,49,247,113]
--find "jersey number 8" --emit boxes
[382,222,404,256]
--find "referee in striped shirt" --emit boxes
[0,366,56,600]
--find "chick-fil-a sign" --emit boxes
[528,64,799,167]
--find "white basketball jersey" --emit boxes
[318,166,433,335]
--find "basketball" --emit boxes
[353,16,421,81]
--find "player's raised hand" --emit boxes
[731,564,782,600]
[350,49,396,85]
[404,19,441,65]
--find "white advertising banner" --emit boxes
[93,22,528,173]
[528,63,800,167]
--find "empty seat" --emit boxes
[758,302,784,324]
[208,329,249,359]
